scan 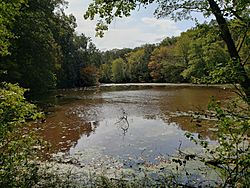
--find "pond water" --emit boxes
[33,84,235,165]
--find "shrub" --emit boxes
[0,82,43,187]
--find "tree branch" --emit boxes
[242,53,250,66]
[237,29,248,53]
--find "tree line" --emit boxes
[99,21,249,85]
[1,1,249,95]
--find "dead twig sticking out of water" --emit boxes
[115,108,130,137]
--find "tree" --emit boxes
[126,48,146,82]
[1,0,101,90]
[111,58,126,83]
[75,37,101,86]
[179,23,230,83]
[0,0,27,56]
[140,44,156,82]
[80,65,99,86]
[174,32,191,67]
[52,11,78,88]
[99,63,112,83]
[56,32,92,88]
[0,83,43,187]
[148,45,185,82]
[159,36,177,47]
[1,0,64,92]
[85,0,250,102]
[99,48,136,83]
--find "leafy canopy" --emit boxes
[0,0,27,56]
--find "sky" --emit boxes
[64,0,202,51]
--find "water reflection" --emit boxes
[34,84,235,162]
[34,105,100,154]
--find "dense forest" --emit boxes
[99,21,250,84]
[1,0,249,93]
[0,0,102,92]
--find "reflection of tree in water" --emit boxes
[85,121,99,137]
[155,88,234,141]
[115,108,130,137]
[142,108,218,141]
[169,115,217,140]
[33,105,100,155]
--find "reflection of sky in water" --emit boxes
[70,116,197,163]
[36,85,235,162]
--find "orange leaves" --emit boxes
[80,65,98,76]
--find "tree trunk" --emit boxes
[208,0,250,102]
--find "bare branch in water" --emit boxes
[115,108,130,136]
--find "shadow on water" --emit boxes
[32,84,236,163]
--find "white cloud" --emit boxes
[91,27,166,51]
[64,1,183,51]
[141,17,181,34]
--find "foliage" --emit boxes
[80,65,99,86]
[126,48,147,82]
[207,99,250,186]
[182,98,250,187]
[98,20,249,87]
[0,82,43,187]
[0,0,64,92]
[147,48,163,82]
[111,58,126,83]
[181,23,230,83]
[159,36,177,47]
[0,0,27,56]
[99,63,112,83]
[148,45,185,82]
[56,33,101,88]
[0,0,102,92]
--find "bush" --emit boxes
[0,82,43,187]
[183,97,250,187]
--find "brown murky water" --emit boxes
[33,84,235,163]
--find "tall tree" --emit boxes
[149,44,184,82]
[0,0,27,56]
[180,23,230,83]
[174,32,191,67]
[99,63,112,83]
[51,10,78,88]
[111,58,126,83]
[1,0,101,90]
[126,48,146,82]
[1,0,64,92]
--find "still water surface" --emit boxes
[35,84,235,164]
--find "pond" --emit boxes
[33,84,235,167]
